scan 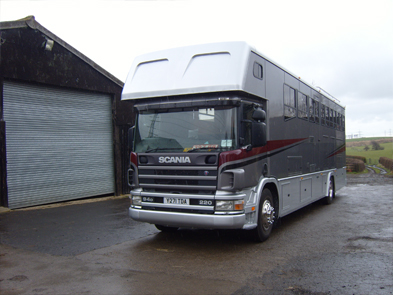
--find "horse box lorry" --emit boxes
[121,42,346,241]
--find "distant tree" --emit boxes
[371,141,384,150]
[364,145,370,151]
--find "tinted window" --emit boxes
[309,97,315,123]
[314,101,320,124]
[253,63,263,80]
[321,104,326,125]
[298,92,308,120]
[284,85,296,120]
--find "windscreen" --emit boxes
[134,106,237,153]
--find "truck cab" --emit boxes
[127,94,268,234]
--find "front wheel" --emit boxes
[252,188,276,242]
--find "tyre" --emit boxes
[252,188,276,242]
[324,177,335,205]
[155,224,179,232]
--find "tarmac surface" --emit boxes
[0,173,392,294]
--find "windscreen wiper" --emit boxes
[187,147,219,153]
[145,147,181,153]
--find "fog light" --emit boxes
[131,195,142,206]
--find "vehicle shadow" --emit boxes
[134,196,340,252]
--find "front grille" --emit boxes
[138,165,217,194]
[127,169,134,187]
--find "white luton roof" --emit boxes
[121,41,253,100]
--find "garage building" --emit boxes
[0,16,134,209]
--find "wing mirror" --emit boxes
[251,108,267,147]
[252,107,266,122]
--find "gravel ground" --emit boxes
[1,170,392,295]
[347,168,393,186]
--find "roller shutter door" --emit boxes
[3,81,115,209]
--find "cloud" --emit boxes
[1,0,392,138]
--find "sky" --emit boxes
[1,0,392,138]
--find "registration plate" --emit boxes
[164,198,189,205]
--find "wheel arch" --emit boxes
[256,178,280,219]
[325,172,335,197]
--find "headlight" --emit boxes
[216,200,233,211]
[216,200,244,211]
[130,195,142,206]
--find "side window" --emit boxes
[314,101,320,124]
[308,97,315,123]
[337,113,340,130]
[284,85,296,120]
[342,115,345,131]
[330,109,334,128]
[253,62,263,80]
[326,107,330,127]
[298,92,308,120]
[321,104,326,125]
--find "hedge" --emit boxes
[379,157,393,171]
[346,155,367,163]
[346,157,366,172]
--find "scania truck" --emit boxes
[121,42,346,241]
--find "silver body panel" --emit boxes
[129,207,245,229]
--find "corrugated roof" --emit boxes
[0,16,124,87]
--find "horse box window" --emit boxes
[253,62,263,80]
[284,84,297,120]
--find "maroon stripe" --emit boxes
[327,145,346,158]
[131,152,138,167]
[219,138,307,166]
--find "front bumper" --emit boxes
[129,207,246,229]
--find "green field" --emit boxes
[347,136,389,142]
[346,137,393,166]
